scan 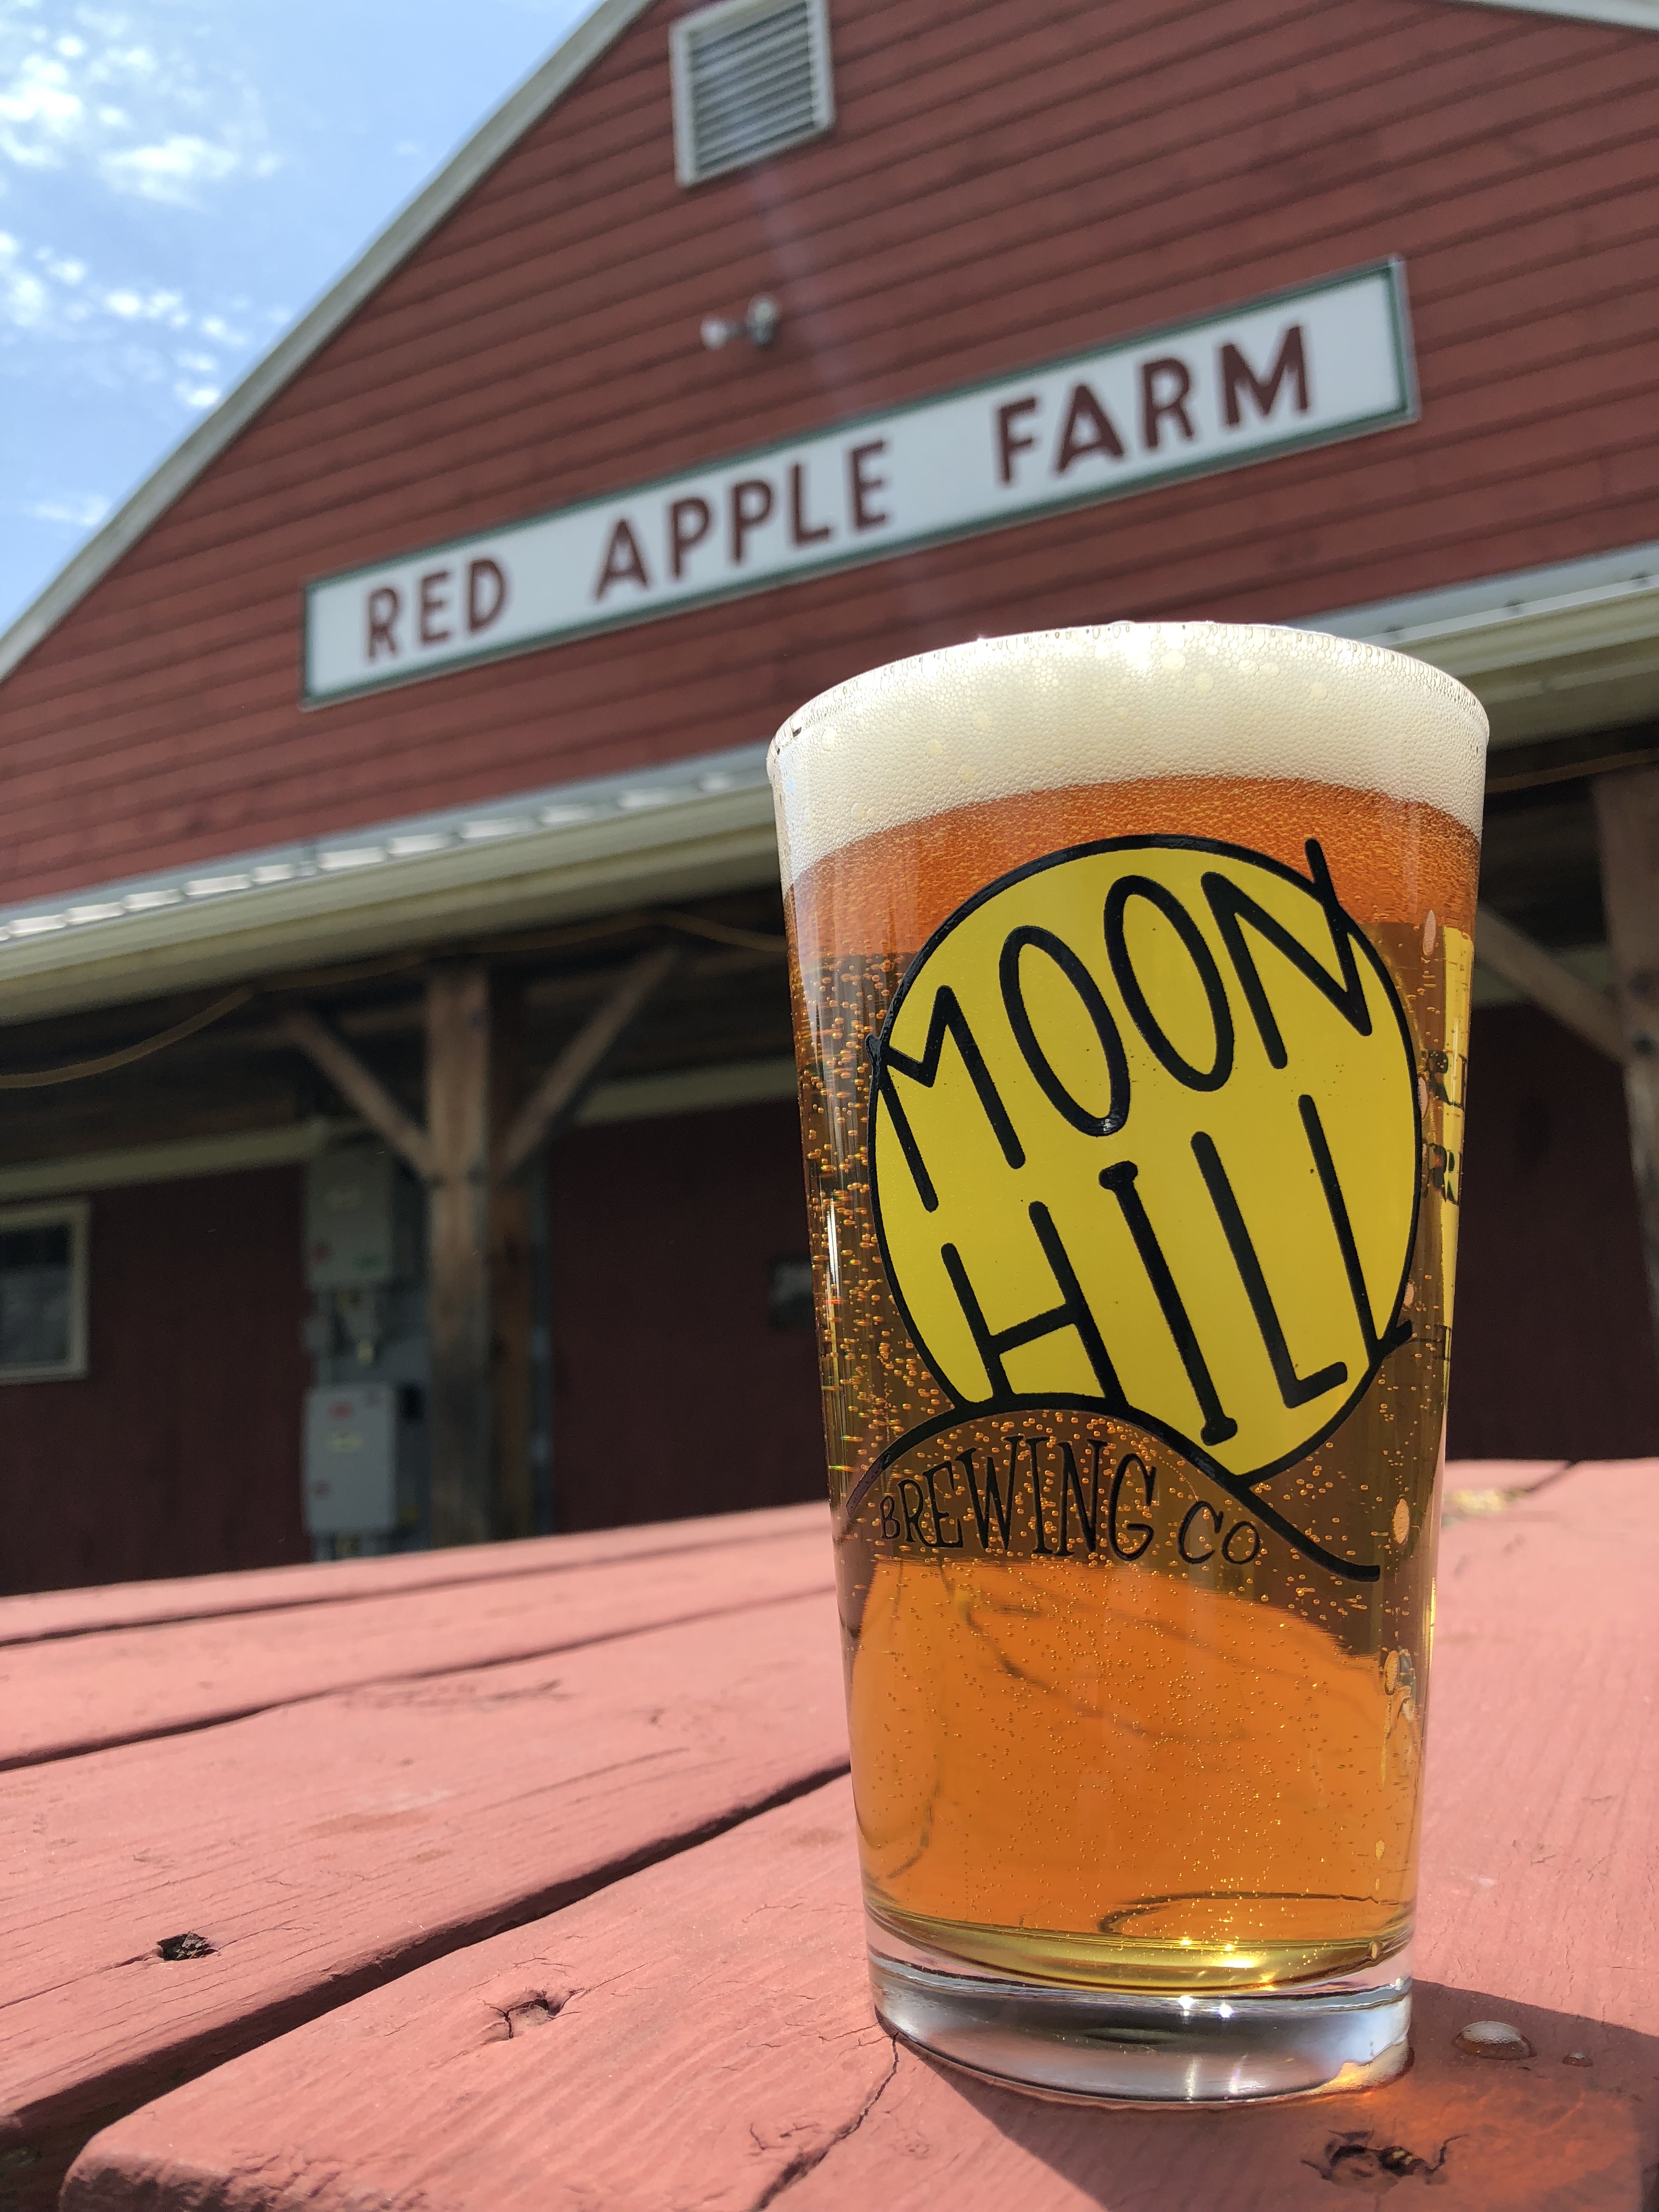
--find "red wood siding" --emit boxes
[0,1170,309,1594]
[548,1099,823,1527]
[4,0,1658,902]
[1448,1004,1659,1460]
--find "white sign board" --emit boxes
[304,262,1414,706]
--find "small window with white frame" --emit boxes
[672,0,834,188]
[0,1199,89,1383]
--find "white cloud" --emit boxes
[0,226,250,424]
[99,283,185,321]
[100,132,240,202]
[0,7,280,205]
[0,52,84,164]
[28,487,109,526]
[0,0,296,420]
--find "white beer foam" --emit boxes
[767,624,1488,890]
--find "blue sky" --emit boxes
[0,0,601,631]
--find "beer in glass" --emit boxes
[768,623,1486,2101]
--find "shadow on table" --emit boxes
[910,1983,1659,2210]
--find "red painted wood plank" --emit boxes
[58,1792,1656,2212]
[0,1499,823,1647]
[60,1462,1659,2212]
[0,1523,831,1768]
[163,0,1541,430]
[159,3,1500,438]
[0,1589,845,2208]
[86,38,1655,509]
[311,31,1576,418]
[57,1781,884,2212]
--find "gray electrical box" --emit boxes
[303,1383,397,1535]
[305,1149,398,1289]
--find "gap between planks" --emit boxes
[0,1526,835,1770]
[0,1498,828,1647]
[59,1460,1659,2212]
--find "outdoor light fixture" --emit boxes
[701,295,780,351]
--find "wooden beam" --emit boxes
[280,1006,435,1177]
[1594,766,1659,1346]
[496,944,680,1180]
[1473,907,1626,1066]
[426,966,493,1549]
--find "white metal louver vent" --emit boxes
[672,0,834,187]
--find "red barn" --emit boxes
[3,0,1657,1590]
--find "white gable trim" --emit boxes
[0,0,659,690]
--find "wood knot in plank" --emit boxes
[1307,2132,1451,2189]
[156,1932,215,1961]
[480,1983,572,2041]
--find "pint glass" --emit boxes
[768,624,1487,2102]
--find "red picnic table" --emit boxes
[2,1463,1654,2212]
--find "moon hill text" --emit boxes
[870,840,1416,1471]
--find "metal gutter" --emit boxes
[1307,541,1659,747]
[8,539,1659,1020]
[0,744,777,1025]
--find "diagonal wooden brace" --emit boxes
[1474,907,1626,1067]
[280,1005,437,1180]
[496,944,681,1180]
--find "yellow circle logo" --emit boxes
[870,837,1419,1487]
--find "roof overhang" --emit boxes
[5,544,1657,1028]
[0,746,777,1026]
[1309,539,1659,748]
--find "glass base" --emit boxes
[868,1922,1412,2104]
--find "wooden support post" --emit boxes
[496,945,680,1180]
[489,974,535,1542]
[1593,765,1659,1341]
[426,966,493,1549]
[285,948,678,1546]
[1473,907,1626,1066]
